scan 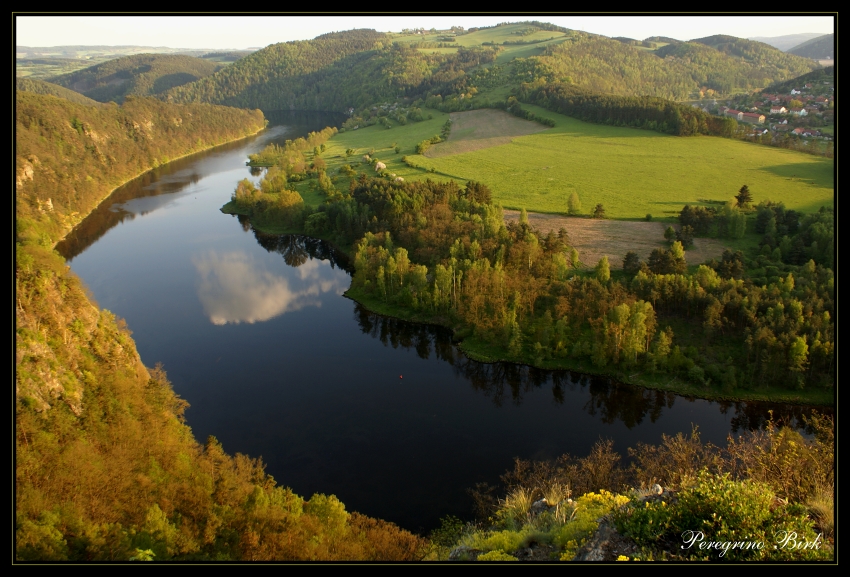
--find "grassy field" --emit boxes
[312,105,833,223]
[425,109,549,157]
[503,210,729,269]
[390,24,569,64]
[298,109,458,204]
[405,105,834,220]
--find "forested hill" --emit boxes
[518,32,819,99]
[16,77,103,107]
[763,66,834,94]
[691,34,814,66]
[15,91,265,245]
[788,33,834,60]
[46,53,220,103]
[162,27,820,112]
[166,29,391,110]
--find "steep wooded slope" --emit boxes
[16,78,103,107]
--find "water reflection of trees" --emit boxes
[251,231,351,271]
[351,304,828,432]
[715,400,831,435]
[57,148,229,260]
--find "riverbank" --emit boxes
[52,125,267,249]
[228,208,833,408]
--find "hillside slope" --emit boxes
[16,77,103,107]
[47,53,220,103]
[788,33,834,60]
[165,25,821,114]
[747,32,824,52]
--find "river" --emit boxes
[57,115,825,533]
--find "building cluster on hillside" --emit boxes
[693,78,834,143]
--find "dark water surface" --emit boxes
[59,116,827,533]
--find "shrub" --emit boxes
[477,550,518,561]
[615,471,831,561]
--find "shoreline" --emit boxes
[50,125,267,249]
[235,212,833,409]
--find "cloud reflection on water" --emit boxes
[193,251,345,325]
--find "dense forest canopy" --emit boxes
[16,78,104,107]
[47,53,221,103]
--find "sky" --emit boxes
[15,14,836,51]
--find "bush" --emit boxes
[477,550,518,561]
[615,471,831,561]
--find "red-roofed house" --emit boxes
[770,105,787,114]
[725,109,743,120]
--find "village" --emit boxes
[694,74,835,145]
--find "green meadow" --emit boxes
[414,105,833,219]
[390,23,569,61]
[298,110,457,203]
[314,104,833,220]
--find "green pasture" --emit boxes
[305,109,458,204]
[391,23,565,48]
[494,37,568,64]
[401,104,834,219]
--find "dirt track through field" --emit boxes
[504,210,729,269]
[424,109,549,158]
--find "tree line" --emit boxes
[234,169,834,395]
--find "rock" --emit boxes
[572,517,641,561]
[530,498,550,515]
[448,546,482,561]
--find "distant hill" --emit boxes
[47,53,220,103]
[747,33,824,52]
[164,26,822,112]
[652,35,819,94]
[644,36,682,44]
[530,32,819,98]
[762,66,834,94]
[165,30,486,111]
[16,77,102,106]
[788,34,834,60]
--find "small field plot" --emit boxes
[504,211,728,269]
[313,110,459,201]
[425,109,550,158]
[412,105,834,220]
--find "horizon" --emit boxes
[15,14,835,52]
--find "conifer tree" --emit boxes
[735,184,753,208]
